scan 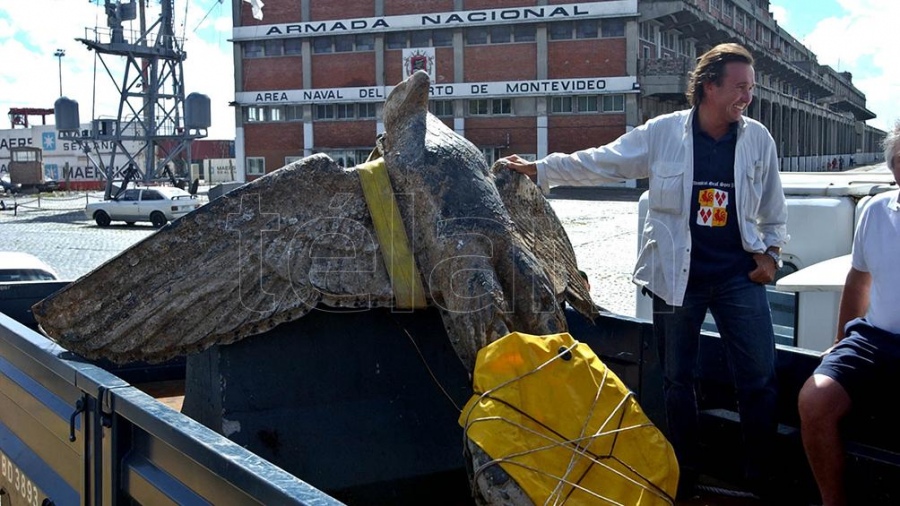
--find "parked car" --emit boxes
[1,173,20,194]
[38,178,60,192]
[0,251,60,282]
[85,186,201,228]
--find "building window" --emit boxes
[285,156,303,165]
[514,25,536,42]
[576,96,598,113]
[334,35,354,52]
[548,21,574,40]
[467,99,510,116]
[309,35,376,53]
[386,32,407,49]
[640,22,654,41]
[284,39,302,55]
[550,95,622,114]
[465,27,489,45]
[269,106,283,121]
[264,40,283,57]
[312,36,333,54]
[710,0,721,11]
[551,96,573,113]
[661,32,676,50]
[432,29,453,47]
[575,20,598,39]
[388,29,453,48]
[285,105,304,121]
[358,103,376,119]
[245,106,267,122]
[429,100,454,117]
[468,99,489,115]
[319,149,372,168]
[491,99,511,115]
[315,104,335,120]
[313,103,376,120]
[481,147,500,165]
[601,19,625,38]
[244,41,263,58]
[466,26,517,45]
[601,94,625,113]
[356,34,375,51]
[335,103,355,119]
[490,26,512,43]
[411,30,431,47]
[246,157,265,175]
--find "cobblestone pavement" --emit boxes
[0,188,641,316]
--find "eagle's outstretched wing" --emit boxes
[33,154,393,363]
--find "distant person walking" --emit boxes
[500,42,788,500]
[799,120,900,506]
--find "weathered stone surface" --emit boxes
[32,70,596,369]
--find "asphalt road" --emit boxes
[0,187,641,317]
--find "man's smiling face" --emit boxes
[703,62,755,125]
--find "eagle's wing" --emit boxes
[491,162,599,320]
[33,154,393,363]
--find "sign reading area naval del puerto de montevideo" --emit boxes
[236,77,640,106]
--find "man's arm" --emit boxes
[835,267,871,344]
[501,120,656,193]
[755,138,789,249]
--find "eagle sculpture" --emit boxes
[32,70,597,372]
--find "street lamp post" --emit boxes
[54,49,65,96]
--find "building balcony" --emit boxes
[638,57,693,98]
[640,0,833,101]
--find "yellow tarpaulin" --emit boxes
[459,332,678,505]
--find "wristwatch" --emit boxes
[765,249,783,269]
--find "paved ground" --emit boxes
[0,187,642,316]
[1,192,161,282]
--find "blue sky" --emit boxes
[0,1,895,141]
[769,0,899,133]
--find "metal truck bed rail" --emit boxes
[0,309,342,505]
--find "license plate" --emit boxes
[0,449,47,506]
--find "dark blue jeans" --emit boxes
[652,273,778,483]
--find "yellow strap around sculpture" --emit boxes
[459,332,679,505]
[357,157,427,309]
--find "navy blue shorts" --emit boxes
[814,318,900,408]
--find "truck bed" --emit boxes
[4,280,899,505]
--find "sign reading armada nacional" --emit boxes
[236,77,640,106]
[231,0,637,40]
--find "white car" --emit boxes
[0,251,60,282]
[85,187,200,228]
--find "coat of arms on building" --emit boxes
[402,48,436,81]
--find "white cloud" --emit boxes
[769,5,790,28]
[0,1,235,139]
[802,0,900,132]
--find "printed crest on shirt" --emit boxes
[697,188,728,227]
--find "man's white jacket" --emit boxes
[535,108,788,307]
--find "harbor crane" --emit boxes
[55,0,210,200]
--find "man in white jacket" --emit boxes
[501,43,788,499]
